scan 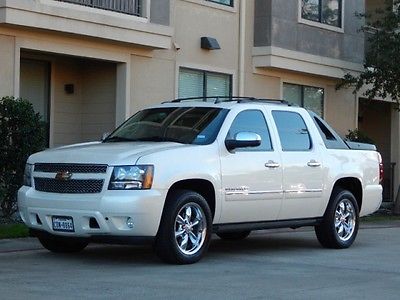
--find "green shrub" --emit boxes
[345,129,374,144]
[0,96,46,218]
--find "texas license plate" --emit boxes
[52,216,74,232]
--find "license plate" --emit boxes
[52,216,74,232]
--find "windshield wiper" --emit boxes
[131,137,188,144]
[103,136,137,143]
[104,136,188,144]
[163,137,189,144]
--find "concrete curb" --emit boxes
[0,237,42,253]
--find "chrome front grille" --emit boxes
[33,163,108,194]
[34,178,104,194]
[34,163,107,173]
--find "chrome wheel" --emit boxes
[334,198,356,242]
[174,202,207,256]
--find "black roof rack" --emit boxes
[162,96,290,106]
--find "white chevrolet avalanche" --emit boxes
[18,97,383,264]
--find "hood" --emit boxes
[28,141,186,165]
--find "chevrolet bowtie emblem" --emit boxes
[55,171,73,181]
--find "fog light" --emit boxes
[126,217,134,229]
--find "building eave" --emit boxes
[252,46,364,79]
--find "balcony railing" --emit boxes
[57,0,143,17]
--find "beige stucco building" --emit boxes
[0,0,397,204]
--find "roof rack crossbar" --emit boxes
[162,96,256,104]
[237,99,290,105]
[161,96,290,106]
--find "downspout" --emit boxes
[238,0,246,97]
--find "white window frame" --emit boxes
[180,0,236,13]
[207,0,234,8]
[298,0,345,33]
[175,63,236,98]
[178,67,233,98]
[281,81,326,119]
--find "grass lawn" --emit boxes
[0,223,29,239]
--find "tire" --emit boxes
[216,231,251,241]
[315,188,359,249]
[38,236,88,253]
[154,190,212,264]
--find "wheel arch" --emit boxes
[331,177,363,211]
[165,179,216,220]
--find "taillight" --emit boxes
[379,163,384,184]
[378,153,384,184]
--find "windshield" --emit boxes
[104,107,228,145]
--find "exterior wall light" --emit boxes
[201,37,221,50]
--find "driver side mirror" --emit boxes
[225,132,262,151]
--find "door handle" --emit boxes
[307,160,321,167]
[265,160,280,168]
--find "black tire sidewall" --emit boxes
[326,189,359,248]
[156,190,212,264]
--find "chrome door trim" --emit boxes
[284,189,323,194]
[225,189,283,196]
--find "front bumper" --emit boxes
[18,186,167,238]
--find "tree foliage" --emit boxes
[337,1,400,102]
[0,97,46,218]
[338,2,400,214]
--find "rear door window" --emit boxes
[272,111,312,151]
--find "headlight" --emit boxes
[108,165,154,190]
[23,163,33,187]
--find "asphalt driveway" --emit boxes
[1,222,399,300]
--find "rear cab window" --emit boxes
[310,112,348,150]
